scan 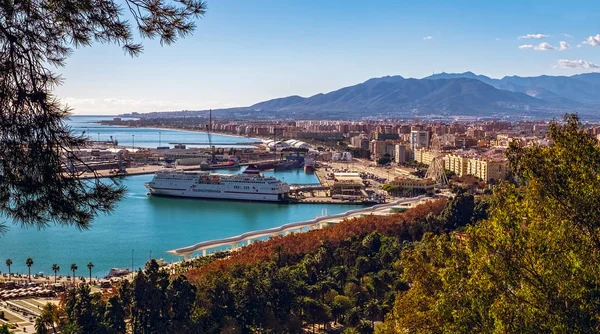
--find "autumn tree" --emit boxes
[0,0,206,231]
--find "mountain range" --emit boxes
[247,72,600,119]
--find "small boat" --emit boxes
[200,159,240,170]
[105,268,131,279]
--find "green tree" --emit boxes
[302,297,331,333]
[26,257,33,281]
[39,303,61,334]
[377,153,392,166]
[5,258,12,281]
[332,295,353,324]
[167,275,197,332]
[104,295,126,333]
[0,0,206,231]
[87,262,94,284]
[438,191,475,231]
[63,284,106,333]
[34,318,48,334]
[70,263,78,281]
[131,260,171,333]
[0,324,13,334]
[51,264,60,283]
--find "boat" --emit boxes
[274,160,297,171]
[105,268,131,279]
[200,158,240,170]
[145,165,290,202]
[255,161,276,170]
[304,157,315,173]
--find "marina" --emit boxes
[0,117,366,277]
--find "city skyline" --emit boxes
[56,0,600,115]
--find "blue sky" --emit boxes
[59,0,600,115]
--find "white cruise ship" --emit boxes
[145,166,290,202]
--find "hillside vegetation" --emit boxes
[378,114,600,333]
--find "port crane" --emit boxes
[206,109,216,162]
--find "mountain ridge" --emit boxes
[246,72,598,118]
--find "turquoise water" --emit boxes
[67,116,258,148]
[0,117,359,278]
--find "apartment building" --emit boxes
[387,177,436,197]
[467,158,509,183]
[395,144,406,164]
[445,153,470,177]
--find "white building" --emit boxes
[410,130,429,157]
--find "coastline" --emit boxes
[94,121,265,143]
[169,195,433,258]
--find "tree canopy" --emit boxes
[378,114,600,333]
[0,0,206,231]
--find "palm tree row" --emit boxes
[4,258,94,284]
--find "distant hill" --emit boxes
[123,72,600,120]
[249,76,552,117]
[426,72,600,105]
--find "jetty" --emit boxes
[168,195,431,259]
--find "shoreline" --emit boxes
[169,195,433,258]
[94,121,265,143]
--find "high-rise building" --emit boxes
[395,144,406,164]
[410,130,430,152]
[370,140,388,161]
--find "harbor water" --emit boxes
[67,115,259,148]
[0,117,362,278]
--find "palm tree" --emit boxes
[25,257,34,281]
[40,302,60,333]
[70,263,78,282]
[87,262,94,284]
[51,264,60,283]
[5,258,12,281]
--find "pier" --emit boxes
[168,196,430,259]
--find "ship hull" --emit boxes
[145,183,287,202]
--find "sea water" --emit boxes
[0,117,360,277]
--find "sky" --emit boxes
[57,0,600,115]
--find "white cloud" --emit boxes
[534,42,555,50]
[563,33,573,38]
[520,42,555,51]
[518,33,549,39]
[555,59,600,70]
[495,38,501,41]
[577,44,582,48]
[559,41,570,51]
[582,34,600,46]
[423,36,434,41]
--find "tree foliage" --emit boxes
[0,0,206,230]
[379,114,600,333]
